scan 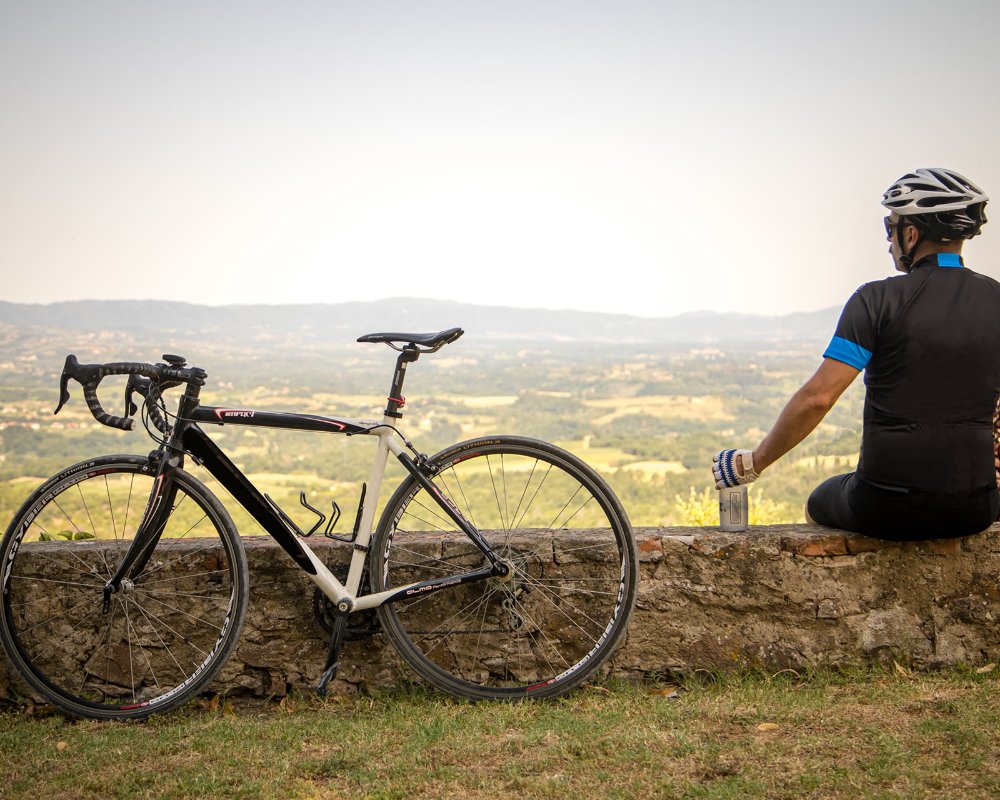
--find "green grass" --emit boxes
[2,668,998,799]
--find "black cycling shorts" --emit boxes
[806,472,999,541]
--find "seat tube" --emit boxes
[345,427,394,596]
[346,344,419,594]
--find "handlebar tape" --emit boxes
[56,354,203,432]
[83,383,134,431]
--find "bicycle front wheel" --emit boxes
[0,455,248,719]
[371,436,638,700]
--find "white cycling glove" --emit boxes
[713,449,760,489]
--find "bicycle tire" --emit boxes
[0,455,248,719]
[371,436,638,700]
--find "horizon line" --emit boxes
[0,296,841,321]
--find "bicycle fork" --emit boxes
[101,451,180,614]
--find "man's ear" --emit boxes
[903,221,923,251]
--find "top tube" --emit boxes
[188,406,384,435]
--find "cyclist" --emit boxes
[713,167,1000,540]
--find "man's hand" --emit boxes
[713,449,760,489]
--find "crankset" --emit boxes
[311,565,379,642]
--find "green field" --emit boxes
[0,339,863,528]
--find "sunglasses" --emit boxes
[883,216,908,238]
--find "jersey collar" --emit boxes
[911,252,964,270]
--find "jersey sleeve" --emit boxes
[823,289,875,370]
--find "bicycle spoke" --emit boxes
[137,568,233,587]
[517,571,613,638]
[510,462,554,531]
[119,599,137,703]
[384,544,481,575]
[486,454,509,532]
[7,573,106,595]
[139,587,234,602]
[16,594,103,649]
[508,459,541,537]
[131,599,189,687]
[76,482,113,575]
[137,592,227,641]
[87,600,119,699]
[123,598,164,700]
[29,507,107,577]
[397,496,456,534]
[121,472,136,546]
[104,475,118,541]
[406,590,496,652]
[439,466,479,532]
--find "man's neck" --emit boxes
[910,241,963,264]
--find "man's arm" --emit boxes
[751,357,861,473]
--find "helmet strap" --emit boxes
[896,220,921,272]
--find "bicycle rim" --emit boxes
[372,436,637,700]
[0,455,248,719]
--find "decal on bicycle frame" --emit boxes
[191,406,379,435]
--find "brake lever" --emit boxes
[124,375,144,417]
[54,359,73,416]
[55,355,98,415]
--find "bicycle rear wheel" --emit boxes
[371,436,637,700]
[0,455,248,719]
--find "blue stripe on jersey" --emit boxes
[937,252,963,268]
[824,335,872,370]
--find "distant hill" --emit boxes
[0,298,839,346]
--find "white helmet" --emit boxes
[882,168,988,239]
[883,168,988,214]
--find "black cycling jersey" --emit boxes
[824,252,1000,495]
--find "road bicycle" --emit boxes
[0,328,638,719]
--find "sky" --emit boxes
[3,0,1000,318]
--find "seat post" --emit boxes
[385,345,420,419]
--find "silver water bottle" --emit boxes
[718,484,749,532]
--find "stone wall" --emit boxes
[2,524,998,701]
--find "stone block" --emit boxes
[781,533,849,557]
[845,535,887,554]
[917,538,963,555]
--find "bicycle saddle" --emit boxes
[357,327,464,351]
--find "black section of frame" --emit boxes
[182,425,318,575]
[395,452,505,569]
[104,459,179,600]
[385,346,420,419]
[189,406,376,435]
[382,565,499,606]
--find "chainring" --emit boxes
[311,565,380,642]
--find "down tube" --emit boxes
[181,426,349,600]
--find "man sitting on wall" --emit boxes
[714,168,1000,540]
